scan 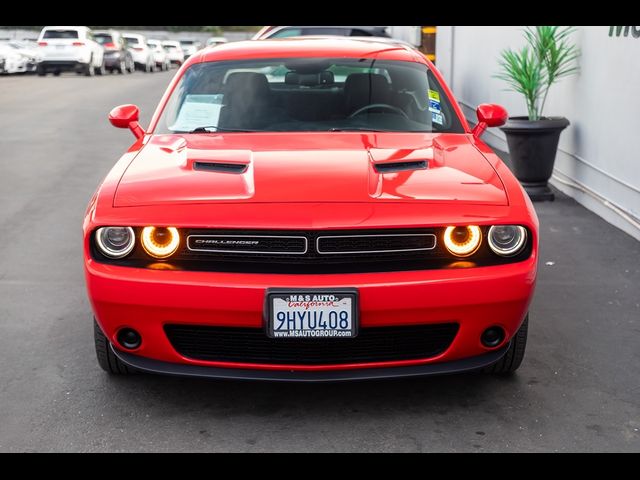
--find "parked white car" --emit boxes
[179,39,203,59]
[206,36,228,47]
[36,26,105,76]
[122,33,154,72]
[146,39,170,71]
[0,41,40,73]
[161,40,185,66]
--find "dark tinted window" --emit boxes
[270,28,302,38]
[124,36,140,45]
[301,28,349,36]
[94,34,113,44]
[43,30,79,39]
[351,29,375,36]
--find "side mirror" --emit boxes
[109,104,145,139]
[472,103,508,138]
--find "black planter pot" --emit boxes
[500,116,570,202]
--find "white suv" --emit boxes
[122,33,155,72]
[37,26,105,76]
[161,41,185,66]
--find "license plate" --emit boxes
[266,289,358,339]
[56,45,66,49]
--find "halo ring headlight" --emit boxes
[488,225,527,257]
[95,227,135,259]
[443,226,482,257]
[141,226,180,259]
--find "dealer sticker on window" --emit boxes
[266,290,358,339]
[428,89,441,102]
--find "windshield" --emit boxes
[124,36,140,45]
[155,58,464,134]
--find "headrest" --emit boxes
[344,73,391,94]
[224,72,270,95]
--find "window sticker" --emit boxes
[428,89,440,102]
[429,99,441,113]
[432,112,444,125]
[170,94,224,132]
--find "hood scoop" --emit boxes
[186,149,252,175]
[374,160,428,174]
[193,161,249,174]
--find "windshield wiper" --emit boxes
[189,126,266,133]
[328,127,389,132]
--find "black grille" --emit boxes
[172,228,449,274]
[317,234,435,254]
[164,323,459,365]
[188,235,307,254]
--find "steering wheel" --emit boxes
[349,103,409,119]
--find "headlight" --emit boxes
[488,225,527,257]
[95,227,135,258]
[443,226,482,257]
[141,226,180,259]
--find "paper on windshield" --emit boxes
[170,94,224,132]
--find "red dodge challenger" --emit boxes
[84,38,538,381]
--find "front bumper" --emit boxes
[112,343,509,382]
[87,254,536,375]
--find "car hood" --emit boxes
[113,133,507,207]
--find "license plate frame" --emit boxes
[264,288,359,339]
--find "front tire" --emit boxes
[94,319,135,375]
[36,65,46,76]
[95,58,105,75]
[484,315,528,374]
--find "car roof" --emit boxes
[94,30,121,38]
[196,37,422,64]
[42,26,89,31]
[264,25,389,35]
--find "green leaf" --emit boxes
[496,26,580,119]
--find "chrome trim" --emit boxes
[316,234,437,255]
[187,235,308,255]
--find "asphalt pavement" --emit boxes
[0,71,638,452]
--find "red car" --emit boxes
[85,38,538,381]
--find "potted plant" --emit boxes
[497,26,579,201]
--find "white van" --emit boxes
[37,26,105,76]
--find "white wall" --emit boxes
[436,26,640,241]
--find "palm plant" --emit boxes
[497,26,580,121]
